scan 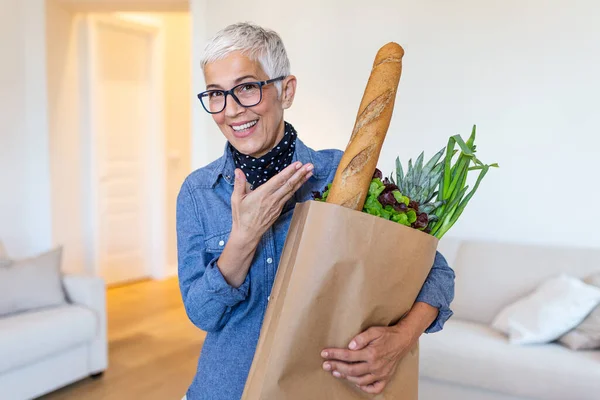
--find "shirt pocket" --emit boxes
[204,230,231,256]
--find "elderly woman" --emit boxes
[177,22,455,400]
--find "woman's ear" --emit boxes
[281,75,297,110]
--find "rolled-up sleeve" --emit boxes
[415,251,455,333]
[176,179,250,332]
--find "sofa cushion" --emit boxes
[420,319,600,400]
[0,247,68,317]
[0,305,97,374]
[559,272,600,350]
[448,240,600,324]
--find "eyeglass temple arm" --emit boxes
[263,76,286,85]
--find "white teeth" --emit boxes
[232,120,258,131]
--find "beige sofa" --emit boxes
[0,274,107,400]
[419,238,600,400]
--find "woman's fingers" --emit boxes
[261,162,304,194]
[274,163,313,201]
[323,360,370,378]
[231,169,247,203]
[321,348,365,363]
[234,161,312,238]
[347,373,379,387]
[358,380,387,395]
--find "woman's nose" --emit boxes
[224,95,244,118]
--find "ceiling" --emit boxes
[55,0,189,12]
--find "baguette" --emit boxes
[326,42,404,210]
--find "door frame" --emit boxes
[79,14,167,281]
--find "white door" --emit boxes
[84,15,163,285]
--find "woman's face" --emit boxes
[204,51,296,158]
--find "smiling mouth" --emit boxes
[231,120,258,132]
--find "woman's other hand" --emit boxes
[320,325,413,394]
[320,302,438,394]
[217,161,313,287]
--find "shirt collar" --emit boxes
[210,134,324,188]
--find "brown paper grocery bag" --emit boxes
[242,200,438,400]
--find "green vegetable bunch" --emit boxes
[428,125,498,238]
[313,125,498,239]
[314,170,430,231]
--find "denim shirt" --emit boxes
[176,136,455,400]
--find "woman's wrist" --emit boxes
[392,302,439,341]
[216,227,260,288]
[229,226,261,251]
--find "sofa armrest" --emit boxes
[62,274,108,373]
[63,274,105,308]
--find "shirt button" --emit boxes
[218,240,225,246]
[267,296,271,301]
[267,258,273,264]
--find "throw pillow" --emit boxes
[0,247,68,317]
[491,274,600,345]
[558,272,600,350]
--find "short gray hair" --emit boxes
[201,22,291,95]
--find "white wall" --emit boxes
[0,0,53,258]
[161,12,192,276]
[190,0,209,173]
[193,0,600,249]
[46,1,84,274]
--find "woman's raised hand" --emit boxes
[216,161,312,288]
[231,161,313,246]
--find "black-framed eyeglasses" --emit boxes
[197,76,286,114]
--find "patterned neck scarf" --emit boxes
[229,121,298,190]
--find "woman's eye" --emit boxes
[209,91,223,98]
[242,84,257,91]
